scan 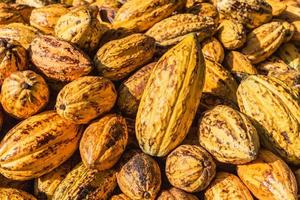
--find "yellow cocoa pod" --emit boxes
[267,69,300,88]
[53,163,117,200]
[237,75,300,164]
[187,3,219,23]
[16,0,54,8]
[166,145,216,192]
[0,188,36,200]
[278,43,300,70]
[117,153,161,200]
[94,33,155,80]
[257,56,291,74]
[136,34,205,157]
[237,150,298,200]
[199,105,260,164]
[111,194,131,200]
[146,14,217,46]
[204,172,253,200]
[30,4,69,35]
[0,5,24,26]
[186,0,206,8]
[242,21,294,64]
[113,0,185,32]
[0,111,81,180]
[157,187,199,200]
[1,70,49,119]
[265,0,287,15]
[279,4,300,22]
[117,62,155,117]
[218,19,246,50]
[56,76,117,124]
[224,51,258,75]
[201,37,224,63]
[291,21,300,42]
[30,35,93,82]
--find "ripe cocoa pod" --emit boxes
[16,0,54,8]
[157,187,199,200]
[279,4,300,22]
[111,194,131,200]
[237,75,300,164]
[201,37,224,63]
[224,51,258,75]
[187,3,219,23]
[56,76,117,124]
[267,69,300,88]
[52,163,117,200]
[278,43,300,70]
[166,145,216,192]
[186,0,206,8]
[1,70,49,119]
[117,153,161,200]
[265,0,287,15]
[136,34,205,157]
[30,35,93,82]
[0,5,24,26]
[257,56,290,74]
[0,188,37,200]
[237,150,298,200]
[10,4,33,23]
[204,172,253,200]
[0,111,81,180]
[146,14,217,46]
[94,33,155,80]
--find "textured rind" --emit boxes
[224,51,257,75]
[257,56,291,74]
[0,38,27,85]
[0,23,39,49]
[30,4,69,35]
[242,21,294,64]
[166,145,216,192]
[203,58,238,103]
[30,35,93,82]
[265,0,287,16]
[279,4,300,22]
[80,114,128,171]
[291,21,300,42]
[278,43,300,71]
[110,194,131,200]
[0,188,37,200]
[199,105,260,164]
[201,37,224,63]
[113,0,185,32]
[52,163,117,200]
[117,62,156,117]
[94,33,155,81]
[0,6,24,26]
[1,70,49,119]
[204,172,253,200]
[237,75,300,164]
[146,14,217,46]
[56,76,117,124]
[237,150,298,200]
[0,111,81,180]
[55,5,107,53]
[217,0,273,28]
[117,153,161,200]
[267,69,300,88]
[187,3,219,23]
[157,187,199,200]
[136,34,205,157]
[10,4,33,24]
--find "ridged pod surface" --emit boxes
[237,75,300,164]
[146,14,217,46]
[136,34,205,157]
[204,172,253,200]
[0,111,81,180]
[224,51,257,75]
[0,188,37,200]
[201,37,224,63]
[278,43,300,71]
[1,70,49,119]
[242,21,294,64]
[52,163,117,200]
[237,150,298,200]
[113,0,185,32]
[80,114,128,171]
[199,105,260,164]
[94,33,155,80]
[166,145,216,192]
[30,35,93,82]
[267,69,300,88]
[56,76,117,124]
[157,187,199,200]
[117,153,161,200]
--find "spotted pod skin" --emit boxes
[52,163,117,200]
[279,4,300,22]
[187,3,219,23]
[265,0,287,16]
[224,51,257,75]
[136,34,205,157]
[199,105,260,164]
[204,172,253,200]
[55,5,108,54]
[201,37,224,64]
[242,21,294,64]
[117,153,161,200]
[267,69,300,88]
[30,4,69,35]
[237,75,300,164]
[56,76,117,124]
[146,14,217,46]
[237,150,298,200]
[0,188,37,200]
[0,38,27,85]
[0,23,40,49]
[257,56,291,74]
[80,114,128,171]
[110,194,131,200]
[216,0,272,28]
[0,111,81,181]
[117,62,156,117]
[166,145,216,193]
[278,43,300,71]
[291,21,300,42]
[0,6,24,26]
[1,70,49,119]
[157,187,199,200]
[113,0,185,32]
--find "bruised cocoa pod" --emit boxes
[10,4,33,23]
[0,188,37,200]
[157,187,199,200]
[201,37,224,63]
